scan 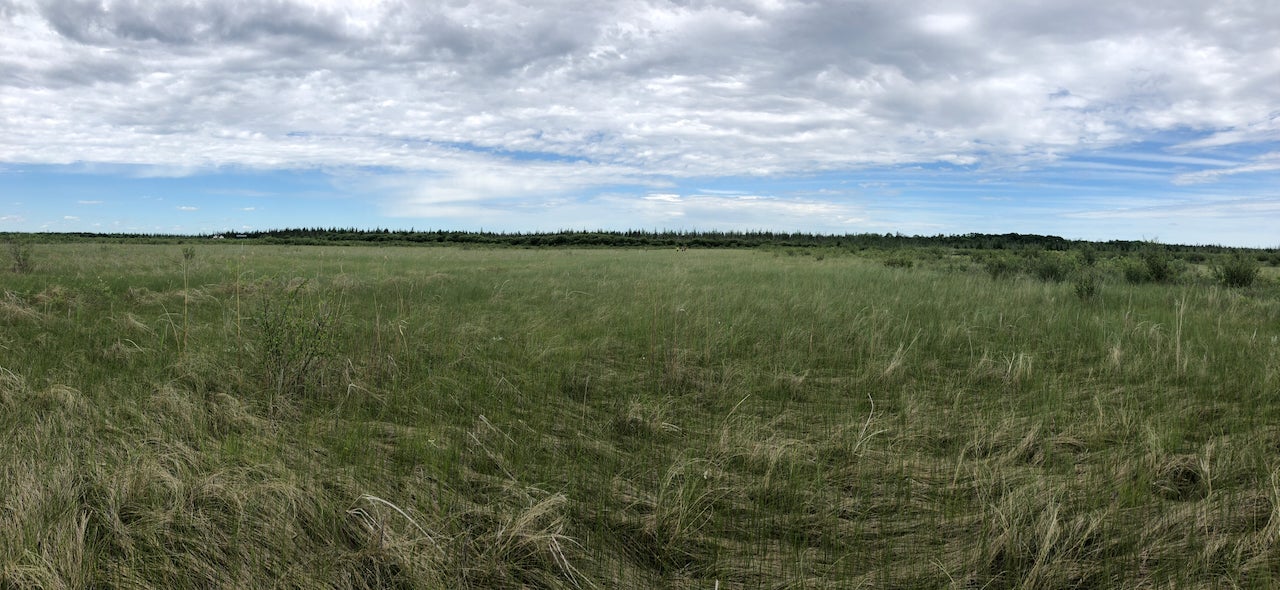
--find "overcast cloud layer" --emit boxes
[2,0,1279,243]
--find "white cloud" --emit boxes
[1065,196,1280,220]
[607,192,866,230]
[916,13,975,36]
[1173,152,1280,185]
[364,157,663,218]
[177,205,198,211]
[63,215,78,220]
[0,0,1278,215]
[77,199,102,204]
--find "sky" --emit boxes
[2,0,1279,247]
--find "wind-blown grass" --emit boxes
[2,243,1279,588]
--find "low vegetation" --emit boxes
[2,239,1278,588]
[5,239,33,274]
[1214,253,1262,289]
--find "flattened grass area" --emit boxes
[2,243,1280,588]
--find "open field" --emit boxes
[3,242,1280,588]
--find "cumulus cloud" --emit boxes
[1,0,1278,221]
[177,205,197,211]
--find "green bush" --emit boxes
[1122,247,1180,284]
[1141,247,1176,283]
[1072,270,1099,300]
[6,240,32,274]
[249,280,342,400]
[1078,245,1098,267]
[882,255,914,269]
[1122,258,1149,284]
[1212,254,1260,288]
[983,255,1018,280]
[1030,252,1075,282]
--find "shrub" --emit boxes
[1073,270,1099,300]
[1212,254,1260,288]
[883,255,913,269]
[1122,246,1180,284]
[1122,258,1150,284]
[1141,247,1175,283]
[983,255,1017,280]
[249,280,342,400]
[1078,245,1098,267]
[1030,252,1075,282]
[6,240,32,274]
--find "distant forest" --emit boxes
[2,228,1275,255]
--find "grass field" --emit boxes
[3,243,1280,588]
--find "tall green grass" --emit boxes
[2,243,1279,588]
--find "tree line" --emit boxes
[2,229,1274,256]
